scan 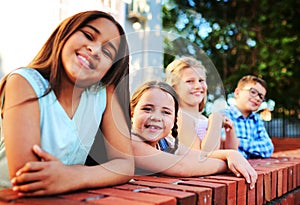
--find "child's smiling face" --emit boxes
[174,67,207,108]
[131,88,176,145]
[62,17,120,88]
[235,82,267,116]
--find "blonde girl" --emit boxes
[165,56,239,152]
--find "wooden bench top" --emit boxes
[1,148,300,205]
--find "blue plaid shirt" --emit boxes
[225,105,274,159]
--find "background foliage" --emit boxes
[162,0,300,112]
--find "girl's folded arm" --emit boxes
[132,140,227,177]
[3,74,41,179]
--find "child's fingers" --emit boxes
[248,169,258,189]
[14,161,43,177]
[224,118,233,129]
[12,163,45,187]
[12,180,46,196]
[228,164,241,178]
[33,145,58,161]
[238,165,257,189]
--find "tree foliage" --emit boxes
[162,0,300,110]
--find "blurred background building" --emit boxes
[0,0,164,92]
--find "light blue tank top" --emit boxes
[0,68,106,188]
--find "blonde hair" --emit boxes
[165,56,207,112]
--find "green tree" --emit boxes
[162,0,300,111]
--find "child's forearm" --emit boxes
[201,112,223,151]
[224,128,240,149]
[79,158,134,189]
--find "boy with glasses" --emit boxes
[225,75,274,159]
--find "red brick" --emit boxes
[90,196,156,205]
[205,174,247,205]
[247,184,256,205]
[255,172,264,205]
[60,191,101,201]
[274,157,299,190]
[250,156,300,199]
[133,175,180,184]
[251,163,278,199]
[256,170,271,203]
[298,164,300,187]
[114,184,196,205]
[89,188,176,205]
[0,189,81,205]
[182,177,236,205]
[114,183,150,191]
[17,197,83,205]
[295,188,300,205]
[178,179,226,205]
[272,159,297,193]
[144,188,196,205]
[131,179,212,205]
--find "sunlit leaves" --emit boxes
[162,0,300,109]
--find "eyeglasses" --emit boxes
[241,87,265,102]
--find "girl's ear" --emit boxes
[130,111,134,118]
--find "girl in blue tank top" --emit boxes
[0,10,134,196]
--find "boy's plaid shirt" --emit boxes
[225,105,274,159]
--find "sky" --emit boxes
[0,0,61,75]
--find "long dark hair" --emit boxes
[0,10,130,126]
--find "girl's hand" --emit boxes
[223,117,234,132]
[11,145,78,196]
[226,150,257,189]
